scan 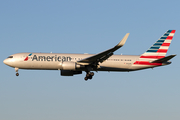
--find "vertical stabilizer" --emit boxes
[140,30,176,60]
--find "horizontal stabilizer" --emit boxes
[150,54,176,63]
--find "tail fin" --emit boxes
[140,30,176,60]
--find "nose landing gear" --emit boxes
[16,73,19,76]
[15,68,19,76]
[84,72,94,81]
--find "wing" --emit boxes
[77,33,130,65]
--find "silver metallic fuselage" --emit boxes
[3,53,166,72]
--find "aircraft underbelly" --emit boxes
[18,61,59,70]
[98,61,132,71]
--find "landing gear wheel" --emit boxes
[90,72,94,76]
[89,75,92,79]
[84,71,95,81]
[16,73,19,76]
[84,77,88,81]
[86,74,90,77]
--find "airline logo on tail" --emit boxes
[24,53,32,61]
[134,30,176,66]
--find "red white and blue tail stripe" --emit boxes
[140,30,175,60]
[134,30,176,66]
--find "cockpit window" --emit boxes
[8,56,13,58]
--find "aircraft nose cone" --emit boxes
[3,59,8,65]
[3,58,15,67]
[3,59,11,66]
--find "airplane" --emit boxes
[3,30,176,81]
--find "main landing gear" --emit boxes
[84,72,94,81]
[15,67,19,76]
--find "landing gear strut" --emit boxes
[15,67,19,76]
[84,72,94,81]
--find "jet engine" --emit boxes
[58,62,84,76]
[59,61,84,70]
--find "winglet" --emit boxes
[116,33,130,47]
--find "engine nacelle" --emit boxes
[60,61,83,70]
[61,70,82,76]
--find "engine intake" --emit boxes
[60,61,83,70]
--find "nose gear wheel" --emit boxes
[15,68,19,76]
[16,73,19,76]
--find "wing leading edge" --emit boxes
[77,33,130,65]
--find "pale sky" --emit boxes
[0,0,180,120]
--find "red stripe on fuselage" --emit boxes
[134,61,162,66]
[140,56,165,59]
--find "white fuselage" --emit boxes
[3,53,165,72]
